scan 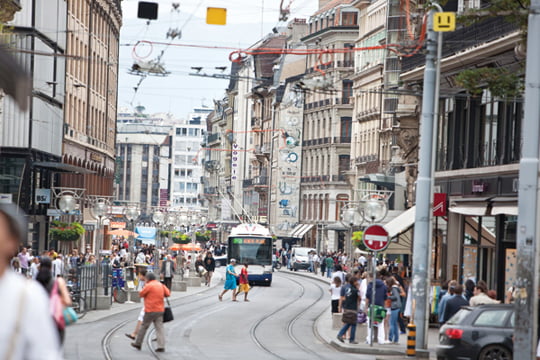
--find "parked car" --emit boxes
[436,304,514,360]
[290,247,316,271]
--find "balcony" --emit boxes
[243,179,253,187]
[336,60,354,68]
[207,132,220,144]
[253,176,268,186]
[205,187,217,195]
[335,97,351,105]
[333,136,351,144]
[402,16,518,72]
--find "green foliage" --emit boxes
[49,221,85,242]
[457,0,529,34]
[352,231,364,248]
[161,230,191,244]
[455,67,523,98]
[195,230,212,242]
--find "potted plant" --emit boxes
[49,220,85,242]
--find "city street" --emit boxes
[64,271,376,360]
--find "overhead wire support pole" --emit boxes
[411,6,438,351]
[515,1,540,358]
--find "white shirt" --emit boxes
[0,271,62,359]
[29,262,40,280]
[52,258,64,277]
[359,255,367,267]
[329,283,342,300]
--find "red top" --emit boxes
[239,267,248,284]
[139,279,170,313]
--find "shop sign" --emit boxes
[433,193,447,217]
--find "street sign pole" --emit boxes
[515,1,540,357]
[411,7,438,350]
[363,224,390,346]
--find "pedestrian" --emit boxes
[387,277,402,344]
[365,272,389,345]
[194,254,205,277]
[131,272,170,352]
[320,253,326,277]
[336,276,361,344]
[331,264,345,284]
[29,256,40,280]
[313,252,320,275]
[160,254,176,290]
[438,280,457,324]
[10,257,22,274]
[203,251,215,286]
[17,247,30,276]
[442,284,468,323]
[0,204,63,359]
[36,256,72,344]
[52,254,64,278]
[329,276,342,313]
[236,263,250,302]
[125,269,147,340]
[464,279,475,301]
[469,281,500,306]
[325,255,334,278]
[219,258,238,301]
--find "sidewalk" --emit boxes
[285,269,439,359]
[78,271,223,324]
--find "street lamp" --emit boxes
[361,196,388,223]
[152,210,165,248]
[90,197,110,298]
[341,204,364,265]
[58,194,77,214]
[124,206,140,257]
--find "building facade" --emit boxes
[0,0,67,251]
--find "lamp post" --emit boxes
[90,197,110,302]
[152,209,165,249]
[124,206,140,261]
[340,204,364,264]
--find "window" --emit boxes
[341,12,358,26]
[176,128,187,136]
[188,128,199,137]
[342,81,353,104]
[473,310,512,327]
[340,117,352,138]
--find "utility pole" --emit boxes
[411,8,438,351]
[515,1,540,358]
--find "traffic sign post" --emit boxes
[363,224,390,346]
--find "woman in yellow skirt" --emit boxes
[237,263,251,302]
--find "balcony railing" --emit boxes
[333,136,351,144]
[402,16,518,72]
[253,176,268,186]
[243,179,253,187]
[207,132,220,143]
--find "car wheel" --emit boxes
[478,345,512,360]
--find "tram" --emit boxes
[227,223,273,286]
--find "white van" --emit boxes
[291,247,316,271]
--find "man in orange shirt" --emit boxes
[131,272,170,352]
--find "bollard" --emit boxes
[407,323,416,357]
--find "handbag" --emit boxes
[63,307,78,326]
[369,304,387,323]
[49,280,65,330]
[342,309,357,325]
[163,297,174,323]
[357,309,367,324]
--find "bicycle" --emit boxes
[67,284,87,319]
[112,268,127,303]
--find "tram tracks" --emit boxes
[249,272,327,360]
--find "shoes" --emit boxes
[130,343,141,350]
[155,348,165,352]
[218,294,222,301]
[244,299,250,302]
[365,341,372,345]
[337,335,344,343]
[381,340,391,345]
[350,341,359,344]
[152,338,157,341]
[400,331,407,334]
[125,333,135,340]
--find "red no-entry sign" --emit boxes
[363,224,390,252]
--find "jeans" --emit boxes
[338,323,357,343]
[389,308,400,343]
[326,267,333,278]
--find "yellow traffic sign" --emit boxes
[434,12,456,32]
[206,7,227,25]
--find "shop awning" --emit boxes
[449,199,489,216]
[464,217,496,247]
[288,223,304,238]
[385,206,416,239]
[490,197,518,216]
[358,173,395,190]
[291,223,314,238]
[33,161,95,174]
[385,228,413,255]
[325,222,349,231]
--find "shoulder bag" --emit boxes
[162,285,174,323]
[342,309,357,325]
[50,280,66,330]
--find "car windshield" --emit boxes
[294,248,312,257]
[446,307,472,325]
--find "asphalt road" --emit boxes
[63,271,375,360]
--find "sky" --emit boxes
[118,0,319,118]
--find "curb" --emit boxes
[282,269,410,357]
